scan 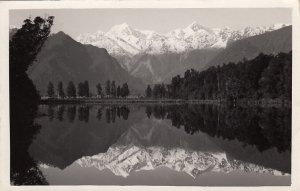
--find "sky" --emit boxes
[10,8,291,39]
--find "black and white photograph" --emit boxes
[0,0,299,189]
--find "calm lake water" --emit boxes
[11,104,291,186]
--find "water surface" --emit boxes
[11,104,291,186]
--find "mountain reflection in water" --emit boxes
[13,104,291,185]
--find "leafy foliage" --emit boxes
[10,16,54,185]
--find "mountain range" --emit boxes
[206,25,292,69]
[77,22,288,56]
[10,22,292,94]
[77,22,291,84]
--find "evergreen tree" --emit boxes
[160,83,166,98]
[77,82,84,97]
[105,80,111,97]
[47,82,55,98]
[57,82,65,98]
[111,80,116,97]
[67,81,76,98]
[121,83,130,97]
[145,85,152,98]
[96,83,102,97]
[145,52,291,101]
[84,80,89,97]
[117,86,121,98]
[153,84,161,98]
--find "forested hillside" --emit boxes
[205,26,292,69]
[146,51,292,101]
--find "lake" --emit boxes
[11,104,291,186]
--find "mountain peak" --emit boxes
[56,31,67,35]
[269,23,286,30]
[52,31,75,42]
[223,26,231,30]
[77,23,289,56]
[187,21,204,31]
[108,22,133,34]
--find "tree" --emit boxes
[143,52,291,101]
[105,80,111,97]
[117,86,121,98]
[47,82,55,98]
[153,84,161,98]
[145,85,152,98]
[96,83,102,97]
[111,80,116,97]
[84,80,89,97]
[10,16,54,185]
[10,16,54,103]
[57,82,65,98]
[121,83,130,97]
[77,81,89,97]
[77,82,85,97]
[160,83,166,98]
[67,81,76,97]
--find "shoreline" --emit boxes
[39,98,291,107]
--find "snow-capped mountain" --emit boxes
[76,22,289,56]
[76,144,287,178]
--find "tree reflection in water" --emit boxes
[47,105,55,122]
[105,106,130,123]
[67,106,76,123]
[47,105,131,123]
[97,108,102,120]
[11,103,290,185]
[145,104,291,153]
[10,103,48,185]
[56,105,65,121]
[78,106,90,123]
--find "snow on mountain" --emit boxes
[76,144,288,178]
[76,22,289,56]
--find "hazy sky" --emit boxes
[10,8,291,39]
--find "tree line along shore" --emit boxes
[40,97,291,107]
[43,51,291,106]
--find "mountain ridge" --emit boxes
[77,22,289,56]
[76,23,291,85]
[27,31,146,95]
[205,25,292,69]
